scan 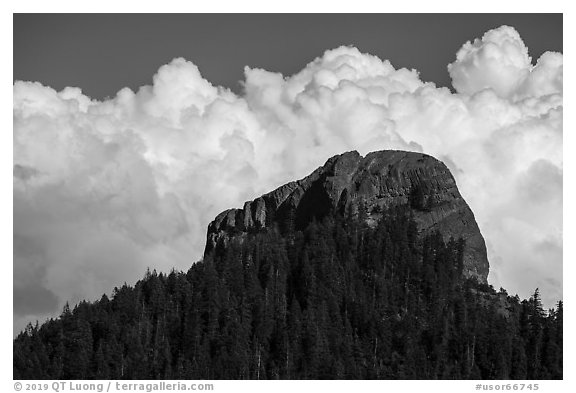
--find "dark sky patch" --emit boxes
[13,14,562,100]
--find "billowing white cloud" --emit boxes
[448,25,563,102]
[13,25,562,333]
[448,25,532,98]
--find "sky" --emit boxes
[14,14,562,98]
[13,14,563,334]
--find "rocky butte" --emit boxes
[205,150,489,284]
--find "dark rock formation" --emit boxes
[205,150,489,283]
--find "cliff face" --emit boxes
[205,150,489,283]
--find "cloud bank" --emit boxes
[13,25,562,332]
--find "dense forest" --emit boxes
[14,204,563,379]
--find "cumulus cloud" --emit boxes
[13,25,562,333]
[448,25,563,101]
[448,26,532,97]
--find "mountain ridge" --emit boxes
[206,150,489,283]
[14,150,563,380]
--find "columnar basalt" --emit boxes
[205,150,489,283]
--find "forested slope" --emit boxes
[14,205,563,379]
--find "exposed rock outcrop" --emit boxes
[204,150,489,283]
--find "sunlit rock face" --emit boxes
[205,150,489,284]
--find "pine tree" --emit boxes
[13,203,563,380]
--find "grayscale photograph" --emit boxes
[13,13,563,381]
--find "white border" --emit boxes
[4,4,573,391]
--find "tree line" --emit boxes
[14,204,562,379]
